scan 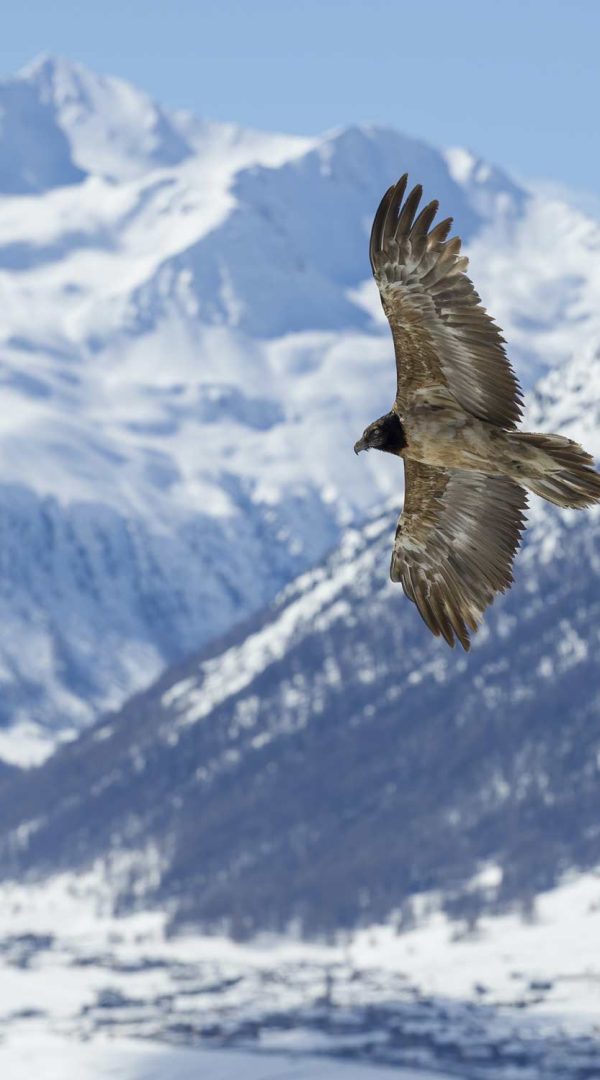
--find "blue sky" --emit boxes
[1,0,599,194]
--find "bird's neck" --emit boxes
[377,411,407,454]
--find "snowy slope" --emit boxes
[0,55,599,761]
[3,418,600,936]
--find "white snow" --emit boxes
[162,524,380,729]
[0,1031,450,1080]
[0,722,75,767]
[350,871,600,1023]
[0,54,597,762]
[444,147,477,185]
[2,869,600,1026]
[0,869,599,1077]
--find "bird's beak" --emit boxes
[354,436,368,455]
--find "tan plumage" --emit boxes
[370,174,523,428]
[391,461,526,650]
[355,174,600,650]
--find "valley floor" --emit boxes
[1,870,600,1079]
[0,1032,452,1080]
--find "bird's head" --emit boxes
[354,411,406,456]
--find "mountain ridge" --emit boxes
[3,472,600,935]
[0,54,597,763]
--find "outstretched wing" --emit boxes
[370,175,523,428]
[391,459,527,650]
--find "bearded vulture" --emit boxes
[354,174,600,650]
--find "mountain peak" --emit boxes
[18,51,87,85]
[0,51,591,768]
[16,53,108,113]
[14,53,192,181]
[0,54,85,194]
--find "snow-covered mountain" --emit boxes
[4,54,600,1075]
[0,54,600,763]
[4,413,600,1069]
[3,454,600,936]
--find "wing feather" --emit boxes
[371,176,523,428]
[391,460,527,650]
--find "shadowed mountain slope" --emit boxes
[2,468,600,934]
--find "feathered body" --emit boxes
[355,175,600,650]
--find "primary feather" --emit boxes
[370,174,523,428]
[391,462,527,650]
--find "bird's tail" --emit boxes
[510,431,600,508]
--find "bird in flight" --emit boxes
[355,174,600,650]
